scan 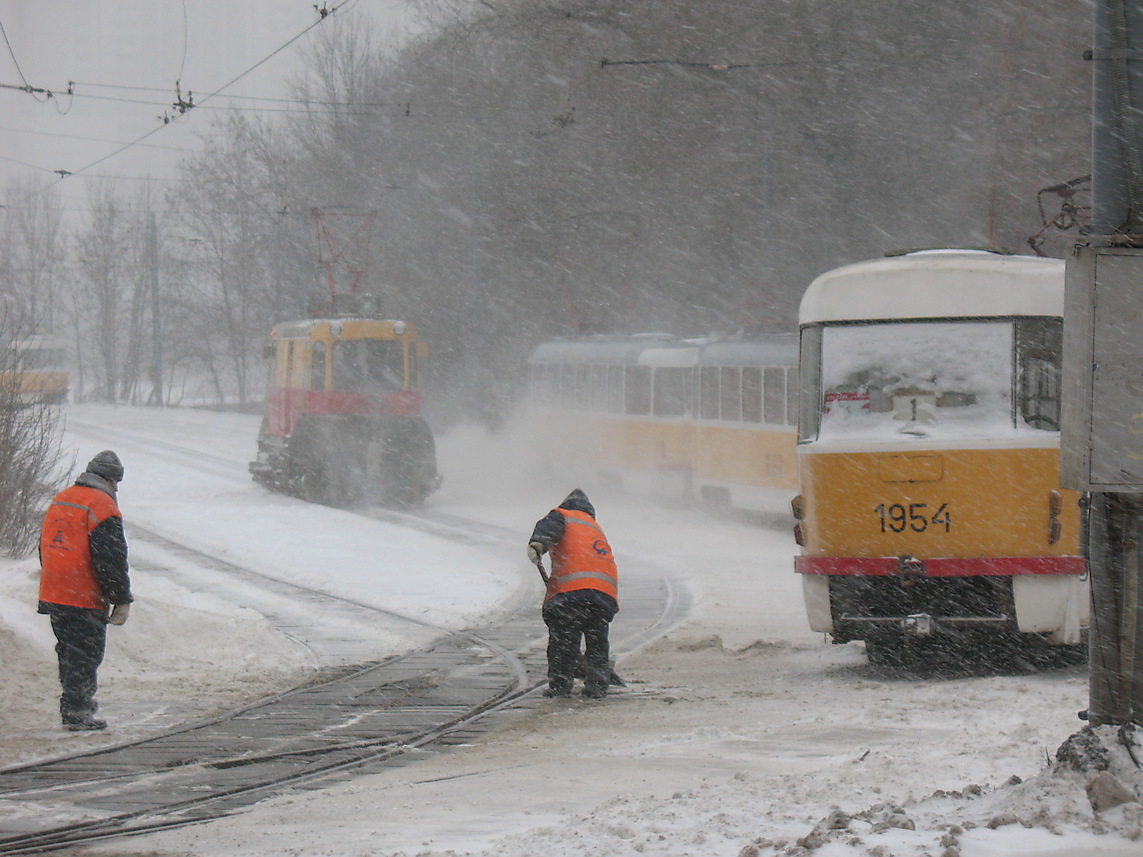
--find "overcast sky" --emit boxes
[0,0,415,209]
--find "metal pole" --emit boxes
[1086,493,1142,724]
[1086,0,1143,726]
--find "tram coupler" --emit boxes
[901,613,933,637]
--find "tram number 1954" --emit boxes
[874,502,951,533]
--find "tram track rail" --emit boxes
[0,637,539,854]
[0,503,688,855]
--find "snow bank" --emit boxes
[0,556,314,768]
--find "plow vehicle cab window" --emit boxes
[333,340,405,393]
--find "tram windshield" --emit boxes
[332,339,406,393]
[806,319,1060,442]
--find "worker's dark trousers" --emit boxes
[542,597,612,695]
[48,607,107,723]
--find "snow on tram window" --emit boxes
[818,320,1016,441]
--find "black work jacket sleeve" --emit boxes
[529,510,566,551]
[89,515,132,605]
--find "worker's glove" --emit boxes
[526,542,544,565]
[108,603,130,626]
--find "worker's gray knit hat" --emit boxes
[87,450,124,483]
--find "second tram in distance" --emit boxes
[792,249,1087,662]
[0,334,69,407]
[527,333,799,515]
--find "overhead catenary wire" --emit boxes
[3,0,358,202]
[176,0,189,89]
[0,14,31,89]
[0,123,189,153]
[0,15,73,112]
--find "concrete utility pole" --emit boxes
[1061,0,1143,727]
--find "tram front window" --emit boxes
[816,320,1016,441]
[332,339,405,393]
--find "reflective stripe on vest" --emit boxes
[39,485,121,610]
[546,508,618,605]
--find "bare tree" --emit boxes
[165,113,314,405]
[117,188,161,404]
[72,183,137,402]
[161,0,1092,423]
[0,312,70,557]
[0,180,66,330]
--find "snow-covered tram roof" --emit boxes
[529,334,679,366]
[271,318,413,340]
[799,250,1064,325]
[696,334,798,367]
[529,333,800,369]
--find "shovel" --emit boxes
[531,553,549,584]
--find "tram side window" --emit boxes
[528,365,542,402]
[720,367,742,421]
[799,327,822,441]
[555,365,567,405]
[310,342,326,392]
[1016,318,1062,431]
[283,342,297,388]
[546,365,560,404]
[764,367,786,425]
[17,346,62,370]
[742,367,763,423]
[591,365,608,410]
[607,365,624,413]
[652,368,688,417]
[700,366,720,420]
[566,365,579,407]
[560,364,577,407]
[575,365,592,408]
[786,367,799,428]
[538,364,560,405]
[624,365,652,415]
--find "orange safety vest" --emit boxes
[545,508,619,606]
[39,484,122,610]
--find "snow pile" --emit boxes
[756,724,1143,855]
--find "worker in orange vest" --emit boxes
[38,450,132,731]
[527,489,618,699]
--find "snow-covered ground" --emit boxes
[1,404,1140,857]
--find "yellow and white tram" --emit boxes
[527,333,798,514]
[792,250,1086,661]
